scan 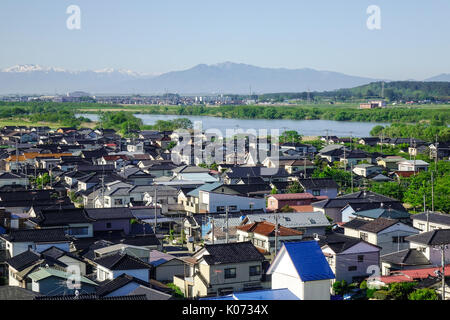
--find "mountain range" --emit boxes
[0,62,447,95]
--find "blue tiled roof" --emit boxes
[187,182,223,197]
[283,241,335,282]
[200,288,300,300]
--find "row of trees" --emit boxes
[370,123,450,143]
[367,161,450,213]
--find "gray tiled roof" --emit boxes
[199,241,265,265]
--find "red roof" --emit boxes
[237,221,303,237]
[103,155,128,161]
[289,205,314,212]
[394,171,417,178]
[269,193,315,200]
[380,264,450,284]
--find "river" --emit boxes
[77,113,390,137]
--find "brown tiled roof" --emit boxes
[269,193,315,200]
[359,217,399,233]
[237,221,303,237]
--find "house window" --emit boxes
[224,268,236,279]
[28,245,33,250]
[312,190,320,196]
[392,236,407,243]
[418,223,425,231]
[249,265,261,276]
[348,266,357,271]
[358,255,364,262]
[67,227,89,236]
[106,222,112,229]
[229,206,237,211]
[114,199,123,205]
[360,232,368,241]
[217,206,225,212]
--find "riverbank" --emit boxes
[73,103,450,125]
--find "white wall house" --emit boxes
[267,241,335,300]
[199,191,266,214]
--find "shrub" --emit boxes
[333,280,349,295]
[408,288,439,300]
[366,288,377,299]
[373,290,390,300]
[167,283,184,299]
[388,282,417,300]
[360,280,368,290]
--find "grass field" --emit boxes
[0,118,96,129]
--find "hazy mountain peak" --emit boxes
[2,64,66,73]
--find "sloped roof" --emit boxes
[1,228,70,243]
[199,241,265,265]
[237,221,303,237]
[269,193,315,201]
[412,212,450,226]
[94,252,152,271]
[279,241,335,281]
[318,232,373,254]
[299,178,338,189]
[381,249,431,266]
[355,208,410,220]
[358,218,400,233]
[28,267,98,286]
[406,229,450,246]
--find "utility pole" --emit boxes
[349,131,353,151]
[351,163,354,193]
[380,131,383,153]
[303,156,307,178]
[154,188,158,233]
[211,218,215,245]
[225,206,229,244]
[274,214,279,256]
[423,193,426,213]
[431,171,435,212]
[435,134,439,169]
[442,245,446,301]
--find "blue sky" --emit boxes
[0,0,449,80]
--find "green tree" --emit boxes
[333,280,349,295]
[287,181,304,193]
[408,288,438,300]
[388,282,417,300]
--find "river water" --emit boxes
[78,113,390,137]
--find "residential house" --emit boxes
[352,164,383,178]
[312,191,405,223]
[342,217,420,255]
[28,267,97,296]
[398,160,429,172]
[266,193,327,212]
[298,178,338,198]
[341,203,410,223]
[96,273,171,299]
[149,250,185,282]
[320,232,381,283]
[173,242,266,298]
[236,221,303,255]
[411,212,450,232]
[406,229,450,266]
[94,252,153,282]
[380,249,432,276]
[267,241,335,300]
[0,228,71,258]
